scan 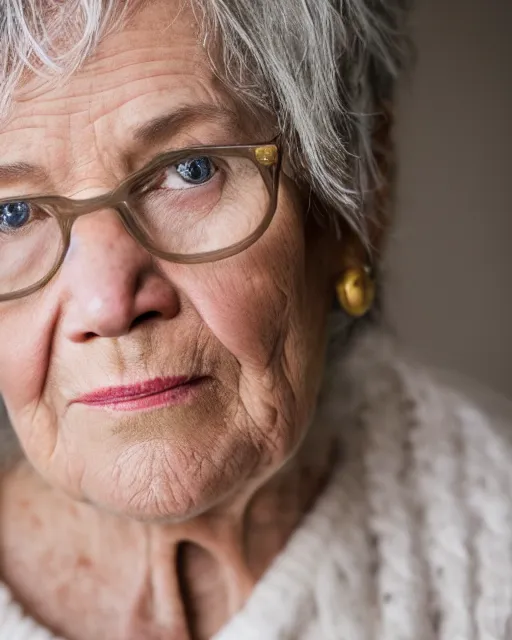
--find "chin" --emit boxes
[75,421,272,522]
[19,382,305,521]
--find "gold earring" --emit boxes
[336,267,376,317]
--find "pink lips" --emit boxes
[73,376,203,412]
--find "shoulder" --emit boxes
[334,328,512,523]
[320,327,512,638]
[332,327,512,471]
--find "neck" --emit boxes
[0,416,338,640]
[160,431,338,638]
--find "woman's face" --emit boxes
[0,0,340,521]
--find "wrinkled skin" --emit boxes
[0,0,346,637]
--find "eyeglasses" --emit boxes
[0,140,281,302]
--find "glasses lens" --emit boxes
[129,152,272,256]
[0,200,63,297]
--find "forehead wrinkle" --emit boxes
[130,102,244,147]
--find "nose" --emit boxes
[60,210,180,342]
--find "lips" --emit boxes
[73,376,200,409]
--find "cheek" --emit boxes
[178,199,307,371]
[0,304,54,411]
[191,262,290,369]
[171,191,329,455]
[0,300,60,463]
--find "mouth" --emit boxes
[72,376,207,412]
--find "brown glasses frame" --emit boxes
[0,140,282,302]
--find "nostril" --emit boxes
[78,310,161,342]
[130,310,161,330]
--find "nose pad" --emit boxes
[60,209,180,341]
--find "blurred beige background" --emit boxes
[386,0,512,396]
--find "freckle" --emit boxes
[76,555,92,570]
[42,550,55,565]
[56,584,70,602]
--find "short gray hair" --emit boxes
[0,0,411,239]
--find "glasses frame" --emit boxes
[0,140,282,302]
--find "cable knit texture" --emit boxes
[2,329,512,639]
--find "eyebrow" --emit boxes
[0,161,48,187]
[132,103,242,145]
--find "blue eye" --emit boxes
[176,157,215,185]
[0,201,31,230]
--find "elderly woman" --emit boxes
[0,0,511,639]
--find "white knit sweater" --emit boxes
[2,329,512,640]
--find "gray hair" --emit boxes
[0,0,411,238]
